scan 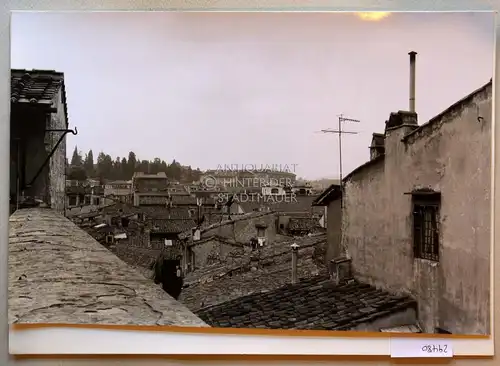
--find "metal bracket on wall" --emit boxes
[476,105,484,123]
[25,126,78,189]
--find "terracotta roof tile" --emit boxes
[100,202,140,215]
[196,276,416,330]
[11,69,64,104]
[141,206,192,219]
[288,217,319,231]
[238,195,322,214]
[180,234,327,309]
[149,218,196,234]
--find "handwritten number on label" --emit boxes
[421,344,448,354]
[390,338,453,358]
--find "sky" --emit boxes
[10,12,495,180]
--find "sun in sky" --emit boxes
[356,12,391,21]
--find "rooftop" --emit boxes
[149,218,196,234]
[9,208,207,326]
[344,79,492,183]
[132,172,167,179]
[238,194,321,214]
[180,233,327,310]
[11,69,69,125]
[178,211,276,240]
[197,275,416,330]
[288,217,320,232]
[312,184,342,206]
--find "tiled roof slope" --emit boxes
[288,217,319,231]
[197,276,416,330]
[179,234,327,310]
[9,208,207,326]
[178,211,276,240]
[238,195,323,215]
[11,69,69,124]
[149,218,196,234]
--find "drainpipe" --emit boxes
[409,51,417,113]
[291,243,299,284]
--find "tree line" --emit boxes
[67,147,203,183]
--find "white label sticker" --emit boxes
[390,338,453,358]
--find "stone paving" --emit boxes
[9,208,208,326]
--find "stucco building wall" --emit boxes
[201,212,279,245]
[47,88,67,214]
[342,82,492,334]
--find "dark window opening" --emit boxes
[152,258,183,300]
[271,187,279,194]
[250,237,258,250]
[412,193,441,262]
[256,226,266,238]
[121,217,129,227]
[84,196,91,205]
[68,196,77,206]
[78,194,85,204]
[279,223,284,230]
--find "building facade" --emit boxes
[104,180,132,203]
[342,81,492,335]
[10,69,69,214]
[312,184,342,265]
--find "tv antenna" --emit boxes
[319,114,360,208]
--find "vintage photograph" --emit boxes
[8,11,493,335]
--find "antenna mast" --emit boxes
[320,114,360,208]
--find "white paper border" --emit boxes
[1,0,498,359]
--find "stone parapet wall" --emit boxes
[9,208,207,327]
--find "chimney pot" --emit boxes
[409,51,417,113]
[291,243,299,284]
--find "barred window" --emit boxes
[412,192,441,261]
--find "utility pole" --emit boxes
[320,114,360,209]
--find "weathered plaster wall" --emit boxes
[17,109,50,204]
[47,89,67,214]
[201,212,279,245]
[325,198,342,264]
[342,84,492,334]
[191,238,247,269]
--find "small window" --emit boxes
[69,196,77,206]
[94,197,100,206]
[271,188,279,194]
[256,225,266,238]
[279,223,285,230]
[121,217,129,227]
[412,192,441,262]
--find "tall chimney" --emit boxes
[409,51,417,112]
[291,243,299,284]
